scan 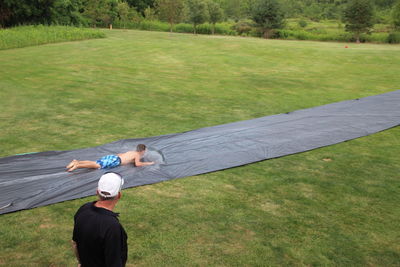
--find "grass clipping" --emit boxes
[0,25,105,50]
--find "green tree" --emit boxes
[143,6,157,20]
[280,0,305,18]
[223,0,242,21]
[218,0,252,21]
[126,0,155,14]
[83,0,117,27]
[207,1,223,34]
[128,7,143,22]
[186,0,208,34]
[0,1,13,27]
[392,0,400,30]
[83,0,103,27]
[374,0,396,8]
[250,0,285,39]
[156,0,184,32]
[0,0,89,27]
[343,0,375,43]
[304,3,323,21]
[50,0,86,25]
[117,1,130,28]
[0,0,75,27]
[108,0,119,28]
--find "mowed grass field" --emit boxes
[0,29,399,266]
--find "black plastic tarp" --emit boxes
[1,90,399,214]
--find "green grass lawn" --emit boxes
[0,29,399,266]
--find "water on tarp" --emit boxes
[142,148,165,164]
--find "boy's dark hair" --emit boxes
[137,144,146,152]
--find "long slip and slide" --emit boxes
[0,90,399,214]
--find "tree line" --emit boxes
[1,0,400,42]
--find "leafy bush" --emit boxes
[233,20,253,36]
[307,27,327,34]
[139,20,170,31]
[174,23,194,33]
[177,23,236,35]
[273,29,314,40]
[392,1,400,30]
[298,20,308,28]
[387,32,400,43]
[194,24,213,34]
[367,32,390,43]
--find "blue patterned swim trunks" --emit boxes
[96,155,121,169]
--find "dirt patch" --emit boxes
[140,186,184,199]
[297,183,315,198]
[39,223,56,229]
[260,201,281,215]
[232,225,256,240]
[222,184,236,190]
[222,225,257,254]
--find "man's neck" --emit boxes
[95,200,117,211]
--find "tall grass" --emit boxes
[0,25,105,50]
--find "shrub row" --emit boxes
[2,23,397,48]
[0,25,105,50]
[273,29,398,43]
[113,20,237,36]
[387,32,400,43]
[113,19,399,44]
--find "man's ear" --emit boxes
[117,191,122,199]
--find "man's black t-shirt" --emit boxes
[73,202,128,267]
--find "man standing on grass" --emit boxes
[72,172,128,267]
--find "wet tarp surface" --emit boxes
[1,90,399,214]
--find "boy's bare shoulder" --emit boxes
[119,150,137,156]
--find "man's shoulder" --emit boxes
[98,212,123,233]
[104,215,123,228]
[74,202,94,218]
[77,202,93,212]
[74,202,121,227]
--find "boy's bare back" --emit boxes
[117,151,139,165]
[118,150,154,167]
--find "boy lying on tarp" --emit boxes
[66,144,154,172]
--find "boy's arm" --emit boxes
[134,156,154,167]
[134,158,154,167]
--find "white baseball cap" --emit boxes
[98,172,124,198]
